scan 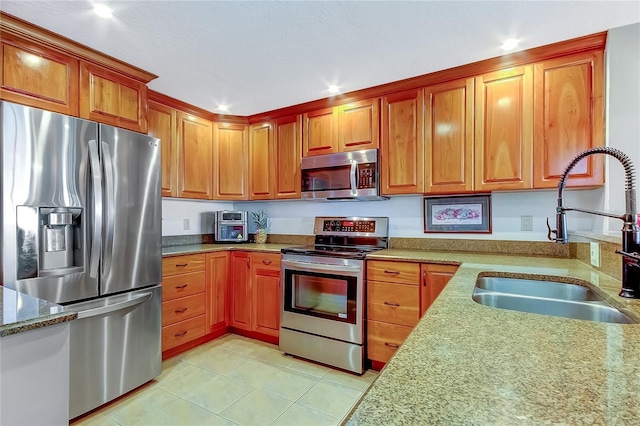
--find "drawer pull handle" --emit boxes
[175,284,188,289]
[262,259,272,265]
[383,301,400,307]
[175,263,188,267]
[384,342,399,349]
[174,331,187,337]
[174,308,188,313]
[383,270,400,275]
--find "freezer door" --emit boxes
[99,125,162,295]
[67,285,162,419]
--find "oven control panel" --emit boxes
[322,220,376,233]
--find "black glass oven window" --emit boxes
[301,165,351,192]
[284,269,357,324]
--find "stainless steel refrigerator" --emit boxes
[1,101,162,419]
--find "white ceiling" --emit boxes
[2,1,639,116]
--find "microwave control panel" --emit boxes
[357,163,376,189]
[322,220,375,233]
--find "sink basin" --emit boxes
[475,276,603,302]
[473,276,636,324]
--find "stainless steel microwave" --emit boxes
[213,210,248,242]
[300,148,388,201]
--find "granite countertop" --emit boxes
[0,286,77,337]
[162,243,294,257]
[347,249,640,424]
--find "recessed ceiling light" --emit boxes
[501,38,519,51]
[93,4,113,19]
[217,105,229,112]
[328,85,340,94]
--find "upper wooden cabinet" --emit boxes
[380,89,425,195]
[533,51,604,188]
[213,123,249,200]
[249,123,274,200]
[302,98,379,157]
[177,112,213,199]
[79,61,148,133]
[424,78,475,194]
[148,100,177,197]
[475,66,534,191]
[274,115,302,199]
[1,34,79,116]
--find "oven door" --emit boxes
[281,256,364,344]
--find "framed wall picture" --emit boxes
[424,194,492,233]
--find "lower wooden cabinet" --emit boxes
[206,251,229,332]
[230,251,281,339]
[366,260,458,366]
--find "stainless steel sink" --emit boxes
[473,276,637,324]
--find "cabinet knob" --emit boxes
[174,307,188,313]
[383,301,400,307]
[175,284,188,289]
[384,342,399,349]
[174,331,187,337]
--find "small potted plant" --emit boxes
[252,210,268,244]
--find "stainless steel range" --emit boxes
[280,216,389,374]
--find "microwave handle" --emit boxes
[350,160,358,194]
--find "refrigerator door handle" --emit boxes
[88,139,102,279]
[101,141,115,275]
[75,291,153,319]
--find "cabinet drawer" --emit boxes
[368,282,420,327]
[162,254,205,276]
[162,314,206,351]
[367,260,420,285]
[162,271,206,301]
[162,293,206,326]
[367,320,413,363]
[251,252,281,270]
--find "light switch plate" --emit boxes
[590,242,600,267]
[520,216,533,231]
[183,219,190,230]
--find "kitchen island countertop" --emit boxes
[0,286,76,337]
[162,243,293,257]
[346,249,640,425]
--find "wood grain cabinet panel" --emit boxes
[249,123,274,200]
[162,293,206,326]
[337,98,379,152]
[162,315,206,351]
[79,61,148,133]
[274,115,302,199]
[303,107,337,157]
[475,66,533,191]
[162,254,206,276]
[206,251,229,331]
[250,253,281,337]
[148,100,177,197]
[425,78,474,193]
[177,112,213,199]
[420,264,458,316]
[162,271,206,300]
[381,89,425,195]
[213,123,249,200]
[367,260,421,285]
[368,281,420,327]
[1,36,79,115]
[229,252,251,331]
[533,51,604,188]
[367,320,413,364]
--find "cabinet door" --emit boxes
[249,123,274,200]
[381,89,425,195]
[176,112,213,199]
[79,61,148,133]
[337,98,379,152]
[475,66,533,191]
[1,35,79,116]
[425,78,474,193]
[420,264,458,316]
[229,252,251,330]
[302,107,337,157]
[274,115,302,199]
[206,251,229,331]
[213,123,249,200]
[250,253,281,337]
[148,101,177,197]
[533,51,604,188]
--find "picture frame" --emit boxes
[423,194,492,233]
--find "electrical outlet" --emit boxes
[590,242,600,267]
[183,219,190,230]
[520,215,533,231]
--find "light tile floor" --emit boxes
[72,334,377,426]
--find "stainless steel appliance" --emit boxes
[280,216,389,374]
[214,210,248,242]
[1,101,162,419]
[301,148,388,201]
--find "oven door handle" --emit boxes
[282,259,362,274]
